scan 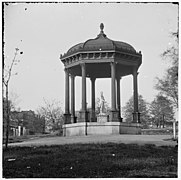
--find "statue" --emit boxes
[99,91,106,115]
[97,91,107,123]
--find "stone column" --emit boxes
[64,68,71,124]
[23,127,26,135]
[110,62,119,122]
[117,77,122,122]
[79,63,88,123]
[71,74,76,123]
[13,128,16,136]
[82,63,86,111]
[91,77,96,122]
[132,67,140,123]
[111,62,116,111]
[18,126,21,136]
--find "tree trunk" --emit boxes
[5,84,9,149]
[173,120,176,139]
[162,114,165,128]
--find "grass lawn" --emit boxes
[3,133,57,144]
[3,143,178,178]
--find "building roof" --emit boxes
[63,23,137,58]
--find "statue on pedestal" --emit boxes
[99,91,106,115]
[97,91,107,123]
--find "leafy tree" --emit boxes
[10,110,45,135]
[149,95,174,128]
[123,95,151,128]
[36,99,64,133]
[95,97,100,115]
[22,111,45,134]
[155,32,178,108]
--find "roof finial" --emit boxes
[97,23,106,38]
[100,23,104,33]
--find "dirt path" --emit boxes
[8,134,177,147]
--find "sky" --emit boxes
[3,2,178,113]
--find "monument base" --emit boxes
[132,112,141,123]
[64,113,71,124]
[109,110,120,122]
[97,114,108,123]
[71,116,77,123]
[90,110,96,122]
[78,110,88,122]
[63,122,142,136]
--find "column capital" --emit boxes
[64,68,69,72]
[132,66,139,73]
[80,62,86,68]
[132,72,139,77]
[110,61,115,66]
[90,76,96,82]
[132,69,139,76]
[79,53,83,59]
[70,74,76,78]
[116,75,122,80]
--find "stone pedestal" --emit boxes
[18,126,21,136]
[23,127,26,135]
[109,110,119,122]
[90,110,96,122]
[78,110,88,122]
[132,112,141,123]
[97,114,108,123]
[13,128,16,136]
[63,121,142,136]
[119,117,123,122]
[64,113,71,124]
[71,116,77,123]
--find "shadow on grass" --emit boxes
[3,143,178,178]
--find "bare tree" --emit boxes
[9,91,21,111]
[3,48,22,148]
[36,99,64,134]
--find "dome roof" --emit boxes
[64,23,137,58]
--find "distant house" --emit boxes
[3,110,45,137]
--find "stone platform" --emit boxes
[97,114,108,123]
[63,122,142,136]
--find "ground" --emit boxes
[8,134,177,147]
[3,134,178,178]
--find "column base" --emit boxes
[132,112,141,123]
[119,117,123,122]
[109,110,119,122]
[78,110,88,122]
[64,113,71,124]
[71,116,77,123]
[90,110,96,122]
[91,117,97,122]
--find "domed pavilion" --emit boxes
[60,23,142,136]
